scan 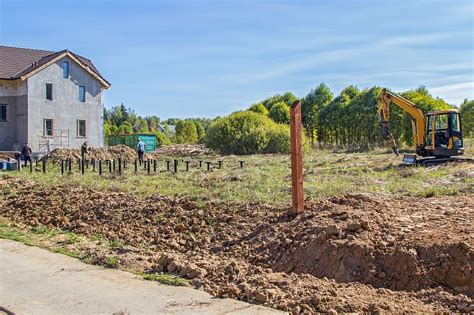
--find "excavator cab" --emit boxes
[425,110,464,157]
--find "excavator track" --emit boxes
[401,154,473,166]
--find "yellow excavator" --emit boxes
[377,88,469,165]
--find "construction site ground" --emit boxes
[0,144,473,313]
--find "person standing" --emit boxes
[81,141,88,162]
[136,138,146,165]
[22,143,32,167]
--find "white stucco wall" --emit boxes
[0,80,28,150]
[27,56,105,152]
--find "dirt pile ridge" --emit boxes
[0,176,472,313]
[45,145,138,162]
[151,144,214,157]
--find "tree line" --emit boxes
[247,84,473,150]
[104,85,473,152]
[103,103,212,145]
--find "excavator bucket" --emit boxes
[402,154,417,165]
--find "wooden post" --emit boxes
[173,159,178,173]
[290,100,304,213]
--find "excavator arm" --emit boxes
[377,89,426,155]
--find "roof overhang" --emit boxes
[19,51,111,89]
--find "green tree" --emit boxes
[268,101,290,124]
[136,118,149,133]
[154,131,171,146]
[175,120,198,143]
[103,121,112,143]
[248,102,269,115]
[301,83,333,146]
[194,121,206,142]
[460,99,474,137]
[261,92,297,111]
[146,116,160,131]
[118,121,134,134]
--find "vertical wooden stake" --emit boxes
[290,100,304,213]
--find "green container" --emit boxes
[108,134,157,153]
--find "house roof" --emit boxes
[0,45,110,88]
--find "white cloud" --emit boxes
[431,81,474,105]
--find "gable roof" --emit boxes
[0,46,110,88]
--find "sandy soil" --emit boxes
[0,176,472,313]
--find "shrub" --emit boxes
[264,124,291,153]
[118,121,134,134]
[205,111,290,155]
[154,131,171,146]
[175,120,198,144]
[194,121,206,142]
[268,101,290,124]
[248,102,269,115]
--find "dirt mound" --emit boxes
[244,195,473,295]
[46,145,138,162]
[0,177,472,312]
[152,144,213,156]
[0,153,15,162]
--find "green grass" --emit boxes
[105,256,119,268]
[140,272,187,286]
[3,140,473,207]
[0,224,33,245]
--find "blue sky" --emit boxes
[1,0,473,119]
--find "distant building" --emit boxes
[0,46,110,154]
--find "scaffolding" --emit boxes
[37,129,70,157]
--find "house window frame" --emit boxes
[79,85,86,102]
[44,118,54,137]
[46,83,53,101]
[62,60,70,78]
[0,104,7,122]
[77,119,87,138]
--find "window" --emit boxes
[435,114,448,130]
[79,86,85,102]
[46,83,53,100]
[62,61,69,78]
[44,119,53,136]
[77,120,86,137]
[449,113,461,132]
[0,105,6,121]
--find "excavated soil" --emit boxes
[45,145,139,162]
[151,144,214,157]
[0,176,472,313]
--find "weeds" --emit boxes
[140,272,187,286]
[105,256,119,268]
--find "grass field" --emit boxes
[4,139,473,208]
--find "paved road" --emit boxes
[0,239,282,315]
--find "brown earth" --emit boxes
[45,145,139,162]
[0,176,472,313]
[0,152,16,162]
[151,144,214,157]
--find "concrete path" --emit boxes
[0,239,282,315]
